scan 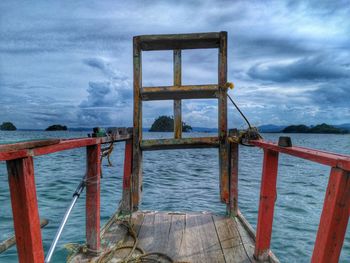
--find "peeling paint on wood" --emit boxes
[6,157,45,263]
[311,168,350,263]
[86,144,101,253]
[174,49,182,139]
[254,149,279,261]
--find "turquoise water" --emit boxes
[0,131,349,262]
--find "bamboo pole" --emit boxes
[0,219,49,254]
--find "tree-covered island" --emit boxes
[149,116,192,132]
[283,123,347,134]
[45,124,68,131]
[0,122,17,131]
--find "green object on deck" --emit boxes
[92,127,106,137]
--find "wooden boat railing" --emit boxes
[0,134,132,263]
[0,134,349,262]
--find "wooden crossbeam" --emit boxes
[137,32,221,51]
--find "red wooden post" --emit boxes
[6,157,45,263]
[254,149,279,261]
[229,142,239,216]
[311,168,350,263]
[86,144,101,254]
[121,139,133,213]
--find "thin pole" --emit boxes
[45,179,85,263]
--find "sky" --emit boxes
[0,0,349,129]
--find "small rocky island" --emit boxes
[283,123,348,134]
[149,116,192,132]
[45,124,68,131]
[0,122,17,131]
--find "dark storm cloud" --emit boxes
[0,0,349,128]
[248,55,350,82]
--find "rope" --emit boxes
[96,219,183,263]
[227,88,263,146]
[100,142,114,178]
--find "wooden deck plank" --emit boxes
[178,213,225,263]
[213,214,251,263]
[135,211,156,252]
[167,213,186,260]
[68,211,275,263]
[234,216,259,263]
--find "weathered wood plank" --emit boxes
[174,49,182,139]
[311,168,350,263]
[166,213,186,260]
[229,142,239,216]
[0,219,48,254]
[70,211,275,263]
[136,212,156,252]
[141,137,220,151]
[213,214,250,263]
[132,36,143,211]
[0,135,132,162]
[86,144,101,253]
[250,140,350,171]
[6,157,45,263]
[141,85,221,100]
[0,139,60,152]
[179,213,225,263]
[120,139,133,213]
[138,32,221,50]
[255,149,279,261]
[218,31,229,204]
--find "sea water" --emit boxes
[0,131,349,262]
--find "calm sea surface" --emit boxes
[0,131,349,262]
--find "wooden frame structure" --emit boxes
[0,32,349,263]
[132,32,230,211]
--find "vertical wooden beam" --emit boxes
[173,49,182,139]
[229,142,239,216]
[254,149,279,261]
[218,31,229,203]
[86,144,101,253]
[311,168,350,263]
[6,157,44,263]
[120,139,133,213]
[132,36,143,211]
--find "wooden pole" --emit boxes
[254,149,279,261]
[86,144,101,254]
[132,36,143,211]
[121,139,133,213]
[311,168,350,263]
[218,31,229,203]
[0,219,49,254]
[229,142,239,216]
[173,49,182,139]
[7,157,45,263]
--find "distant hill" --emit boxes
[334,123,350,131]
[283,123,348,134]
[149,116,192,132]
[46,124,68,131]
[0,122,17,131]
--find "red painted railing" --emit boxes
[250,140,350,262]
[0,136,349,262]
[0,136,132,263]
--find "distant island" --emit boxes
[45,124,68,131]
[149,116,192,132]
[283,123,348,134]
[0,122,17,131]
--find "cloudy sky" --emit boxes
[0,0,349,129]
